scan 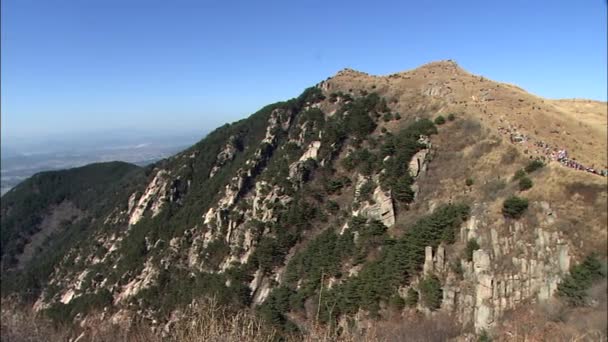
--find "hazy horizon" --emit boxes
[1,127,206,196]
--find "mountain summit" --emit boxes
[2,61,606,341]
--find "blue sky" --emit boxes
[2,0,606,141]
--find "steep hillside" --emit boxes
[1,162,145,292]
[2,61,606,341]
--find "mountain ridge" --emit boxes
[1,61,606,341]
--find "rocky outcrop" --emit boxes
[408,136,432,198]
[352,175,395,228]
[349,136,432,230]
[409,149,429,178]
[251,181,291,223]
[289,141,321,182]
[204,108,293,227]
[128,170,170,226]
[115,260,159,304]
[422,81,454,99]
[209,136,239,178]
[299,141,321,162]
[409,136,431,178]
[423,245,446,275]
[249,269,272,305]
[189,108,299,275]
[436,202,572,332]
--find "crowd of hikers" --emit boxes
[497,122,608,177]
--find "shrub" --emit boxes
[405,288,419,307]
[451,261,464,279]
[376,120,437,201]
[326,200,340,213]
[358,180,375,203]
[314,203,469,321]
[342,148,379,175]
[389,294,405,310]
[44,289,113,325]
[325,176,351,194]
[518,177,533,191]
[252,238,285,274]
[394,113,402,120]
[465,239,480,262]
[383,112,394,122]
[557,254,605,305]
[447,113,456,121]
[329,93,339,103]
[340,93,380,140]
[381,127,387,133]
[524,159,544,173]
[513,169,526,181]
[502,196,529,219]
[393,176,415,203]
[434,116,446,125]
[465,178,474,187]
[478,330,492,342]
[419,274,442,310]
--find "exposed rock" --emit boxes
[445,220,572,333]
[251,181,291,223]
[60,289,75,304]
[409,149,429,178]
[289,141,322,182]
[110,309,132,326]
[250,270,272,305]
[473,249,491,275]
[422,81,454,100]
[128,170,170,226]
[204,108,293,231]
[435,245,445,272]
[299,141,321,162]
[408,135,432,199]
[352,175,395,228]
[115,260,159,303]
[557,244,570,273]
[460,215,481,242]
[209,136,239,178]
[422,245,446,276]
[423,246,434,275]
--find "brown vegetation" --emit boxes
[2,298,465,342]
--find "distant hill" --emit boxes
[1,130,205,196]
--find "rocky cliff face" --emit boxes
[2,61,606,340]
[420,201,571,332]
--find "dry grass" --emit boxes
[2,297,465,342]
[326,60,607,168]
[4,297,605,342]
[2,298,71,342]
[1,297,276,342]
[494,301,607,341]
[168,299,279,342]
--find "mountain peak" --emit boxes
[402,59,467,76]
[329,60,467,81]
[332,67,371,78]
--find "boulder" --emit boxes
[409,149,428,178]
